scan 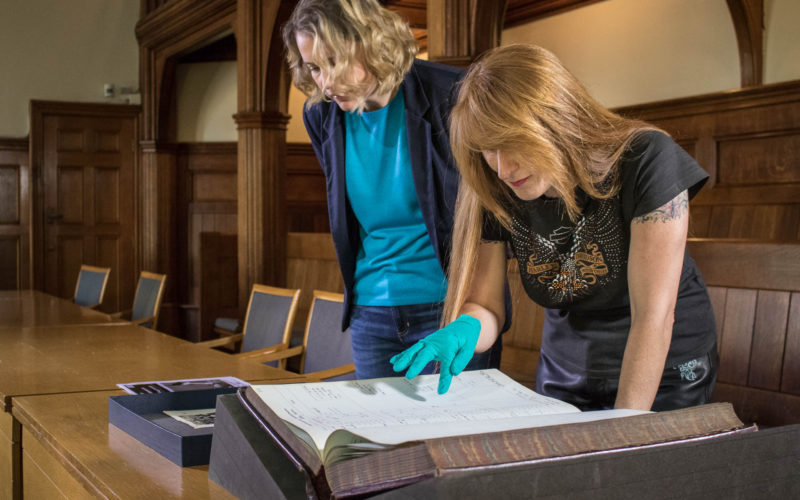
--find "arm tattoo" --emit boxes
[632,191,689,224]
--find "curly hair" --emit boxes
[282,0,418,112]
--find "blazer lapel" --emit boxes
[402,65,444,263]
[320,106,357,288]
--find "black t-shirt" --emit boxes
[484,131,717,376]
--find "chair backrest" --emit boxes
[240,284,301,354]
[73,265,111,308]
[687,238,800,426]
[131,271,167,329]
[301,290,355,381]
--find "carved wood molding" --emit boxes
[427,0,507,67]
[389,0,605,36]
[427,0,468,63]
[136,0,293,315]
[29,100,140,118]
[237,127,288,296]
[233,111,290,130]
[504,0,604,28]
[386,0,427,28]
[235,0,292,304]
[139,140,178,154]
[386,2,427,50]
[136,0,236,142]
[265,1,297,113]
[0,137,28,150]
[726,0,763,87]
[136,0,240,299]
[615,79,800,121]
[472,0,507,56]
[140,0,171,19]
[136,0,236,49]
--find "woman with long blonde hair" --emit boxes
[392,45,717,410]
[283,0,505,380]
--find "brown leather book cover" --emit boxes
[238,387,324,471]
[325,403,752,498]
[427,402,749,469]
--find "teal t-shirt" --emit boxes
[344,87,447,306]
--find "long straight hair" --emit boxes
[443,44,660,323]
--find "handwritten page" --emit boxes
[251,369,642,451]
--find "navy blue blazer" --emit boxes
[303,59,464,330]
[303,59,512,334]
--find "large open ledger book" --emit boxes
[237,369,750,498]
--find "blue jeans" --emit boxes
[349,302,502,379]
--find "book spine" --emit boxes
[326,443,436,498]
[236,388,307,471]
[237,388,333,499]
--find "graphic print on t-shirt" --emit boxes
[509,197,625,308]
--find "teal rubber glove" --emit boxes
[390,314,481,394]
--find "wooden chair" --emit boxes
[688,238,800,427]
[197,284,301,370]
[112,271,167,329]
[241,290,355,381]
[73,265,111,308]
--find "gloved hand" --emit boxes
[390,314,481,394]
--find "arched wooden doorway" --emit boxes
[136,0,294,337]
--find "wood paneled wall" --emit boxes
[286,143,329,233]
[176,142,237,339]
[617,80,800,241]
[176,142,327,340]
[198,232,238,342]
[286,232,345,332]
[191,231,343,343]
[688,239,800,426]
[0,139,30,290]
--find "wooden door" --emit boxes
[0,139,30,290]
[33,102,138,313]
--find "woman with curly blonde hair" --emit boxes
[283,0,504,380]
[393,45,718,409]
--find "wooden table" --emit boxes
[0,323,303,499]
[12,386,301,499]
[0,290,125,327]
